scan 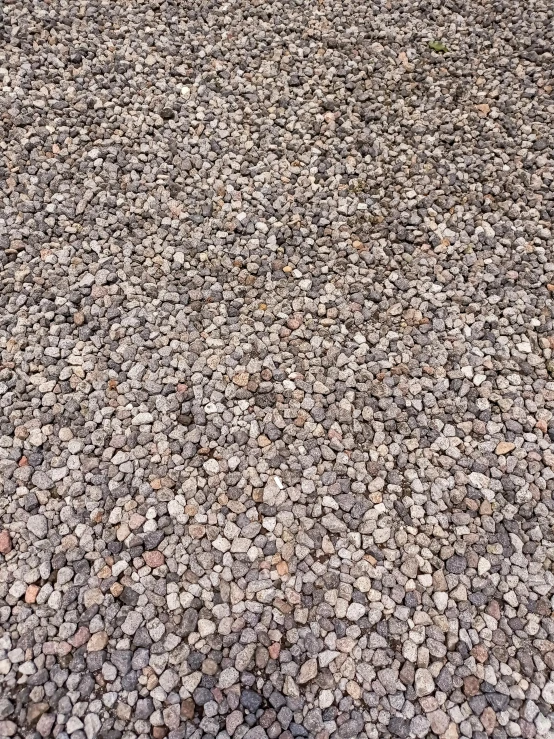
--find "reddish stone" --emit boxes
[143,550,165,568]
[181,698,195,720]
[486,600,501,620]
[25,584,40,604]
[212,687,224,702]
[463,675,480,697]
[56,642,72,656]
[27,702,49,724]
[481,706,496,735]
[269,643,281,659]
[0,530,12,555]
[69,626,90,648]
[472,643,488,663]
[128,513,145,530]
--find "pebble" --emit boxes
[346,603,366,621]
[132,412,154,425]
[181,698,195,721]
[415,669,435,697]
[241,689,264,713]
[143,550,165,568]
[298,659,319,684]
[243,728,269,739]
[26,515,48,539]
[541,682,554,704]
[227,711,244,735]
[429,710,451,735]
[495,441,516,455]
[1,1,552,738]
[198,619,216,637]
[0,531,11,554]
[87,632,109,652]
[445,555,467,575]
[219,667,240,689]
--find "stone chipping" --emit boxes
[1,0,554,738]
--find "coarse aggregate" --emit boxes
[1,0,554,738]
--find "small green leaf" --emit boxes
[429,40,448,52]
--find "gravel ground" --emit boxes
[1,0,554,737]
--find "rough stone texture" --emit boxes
[0,0,553,738]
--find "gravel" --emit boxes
[1,0,554,738]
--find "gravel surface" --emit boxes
[1,0,554,738]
